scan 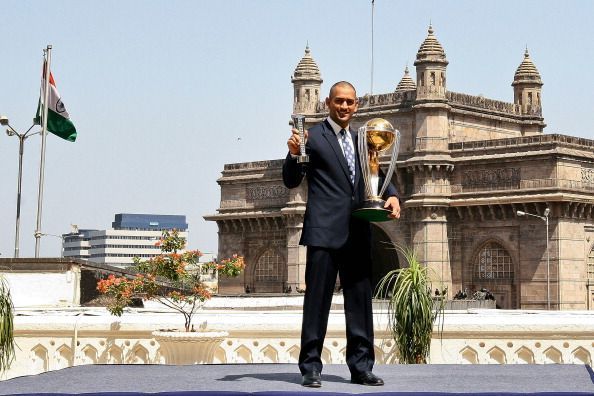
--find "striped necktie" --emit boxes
[340,129,355,184]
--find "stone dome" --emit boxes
[395,66,416,92]
[414,24,448,65]
[512,49,542,85]
[292,45,322,83]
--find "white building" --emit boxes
[62,213,189,269]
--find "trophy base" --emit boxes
[297,155,309,164]
[352,200,393,222]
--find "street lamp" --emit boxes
[1,116,41,258]
[517,208,551,310]
[34,232,77,258]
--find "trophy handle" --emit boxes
[378,129,401,198]
[358,126,375,198]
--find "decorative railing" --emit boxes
[449,134,594,152]
[408,179,594,195]
[224,160,284,171]
[415,136,449,151]
[411,184,451,195]
[446,91,519,114]
[450,178,594,194]
[316,91,415,112]
[4,308,593,379]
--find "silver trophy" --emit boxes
[352,118,401,222]
[291,114,309,164]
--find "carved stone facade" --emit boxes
[205,26,594,310]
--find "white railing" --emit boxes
[3,306,593,379]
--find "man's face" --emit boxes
[326,84,358,128]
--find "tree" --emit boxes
[97,230,244,332]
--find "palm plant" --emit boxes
[0,277,15,372]
[375,245,444,364]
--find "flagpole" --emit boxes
[370,0,375,95]
[34,44,52,258]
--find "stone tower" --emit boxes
[282,46,322,293]
[406,25,454,294]
[395,66,416,93]
[291,45,323,115]
[412,25,450,153]
[414,24,448,101]
[512,48,543,115]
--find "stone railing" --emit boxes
[450,178,594,194]
[411,184,451,195]
[3,304,593,379]
[316,91,415,112]
[446,91,519,115]
[223,160,284,172]
[449,134,594,152]
[415,136,449,151]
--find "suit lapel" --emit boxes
[321,120,352,188]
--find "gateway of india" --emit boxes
[205,26,594,310]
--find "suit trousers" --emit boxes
[298,242,375,376]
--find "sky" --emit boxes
[1,0,593,258]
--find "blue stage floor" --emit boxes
[0,363,592,395]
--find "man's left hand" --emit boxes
[384,196,401,219]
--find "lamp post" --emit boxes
[517,208,551,310]
[34,232,72,257]
[1,116,40,258]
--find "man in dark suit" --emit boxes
[283,81,400,387]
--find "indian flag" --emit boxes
[35,61,77,142]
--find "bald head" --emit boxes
[325,81,358,128]
[329,81,357,99]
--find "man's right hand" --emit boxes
[287,128,308,155]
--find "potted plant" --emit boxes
[96,229,244,363]
[375,244,445,364]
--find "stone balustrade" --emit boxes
[449,134,594,152]
[449,178,594,194]
[3,304,593,380]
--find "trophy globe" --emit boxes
[352,118,401,222]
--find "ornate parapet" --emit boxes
[449,133,594,153]
[6,303,593,379]
[316,91,415,113]
[447,91,519,115]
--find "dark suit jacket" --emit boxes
[283,119,398,250]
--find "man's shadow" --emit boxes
[219,372,348,386]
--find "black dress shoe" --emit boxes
[302,370,322,387]
[351,371,384,386]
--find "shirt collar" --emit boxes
[326,117,349,136]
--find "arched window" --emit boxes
[255,249,282,282]
[588,246,594,280]
[474,242,513,280]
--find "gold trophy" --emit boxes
[291,114,309,164]
[352,118,401,222]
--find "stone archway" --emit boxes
[470,240,516,309]
[252,248,286,293]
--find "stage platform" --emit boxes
[0,363,592,395]
[0,364,594,396]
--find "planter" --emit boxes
[152,330,228,364]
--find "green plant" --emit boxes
[0,277,15,372]
[97,229,244,332]
[375,245,444,364]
